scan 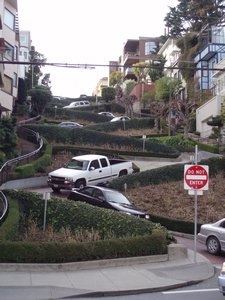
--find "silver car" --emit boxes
[198,218,225,255]
[218,262,225,296]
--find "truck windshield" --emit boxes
[65,159,89,170]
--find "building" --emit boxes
[120,36,163,81]
[196,57,225,137]
[18,30,31,79]
[93,77,108,97]
[195,25,225,137]
[0,0,19,116]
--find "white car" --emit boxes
[218,262,225,296]
[98,112,115,118]
[198,218,225,255]
[58,122,83,128]
[110,116,130,122]
[63,101,90,109]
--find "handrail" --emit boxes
[0,125,43,187]
[0,191,8,224]
[0,116,43,223]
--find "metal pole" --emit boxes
[43,192,50,231]
[194,145,198,263]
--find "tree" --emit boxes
[25,46,47,90]
[41,73,51,87]
[164,0,225,37]
[155,77,182,102]
[28,86,52,116]
[207,115,223,148]
[109,71,122,87]
[101,87,115,102]
[0,117,17,160]
[141,90,156,108]
[123,80,136,95]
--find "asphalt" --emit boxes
[0,150,222,300]
[0,247,216,300]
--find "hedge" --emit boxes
[0,231,167,263]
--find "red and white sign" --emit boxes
[184,164,209,191]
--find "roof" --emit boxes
[72,154,107,160]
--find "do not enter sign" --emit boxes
[184,165,209,190]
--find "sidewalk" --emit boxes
[0,247,215,300]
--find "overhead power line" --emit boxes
[2,60,225,72]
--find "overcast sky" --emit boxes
[17,0,178,98]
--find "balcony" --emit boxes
[194,44,219,63]
[123,51,140,66]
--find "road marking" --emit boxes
[163,288,219,294]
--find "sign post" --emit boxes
[184,145,209,263]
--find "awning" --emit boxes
[0,104,10,112]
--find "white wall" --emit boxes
[196,95,223,137]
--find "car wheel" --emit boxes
[75,180,86,189]
[206,236,221,255]
[119,170,127,177]
[52,187,60,193]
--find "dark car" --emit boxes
[68,185,149,219]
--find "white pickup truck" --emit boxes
[47,154,133,192]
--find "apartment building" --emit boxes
[120,36,163,81]
[0,0,19,116]
[93,77,108,97]
[18,30,31,79]
[195,25,225,137]
[196,57,225,137]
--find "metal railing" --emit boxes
[0,117,43,222]
[0,127,43,186]
[0,191,8,224]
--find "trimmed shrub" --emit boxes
[0,231,167,263]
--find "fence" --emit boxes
[0,191,8,225]
[0,126,43,186]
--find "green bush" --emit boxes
[0,231,167,263]
[0,198,20,241]
[0,190,169,263]
[109,155,225,191]
[5,190,162,239]
[13,140,52,178]
[23,124,180,157]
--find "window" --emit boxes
[13,72,17,87]
[145,41,156,55]
[90,160,100,169]
[3,75,12,94]
[4,42,14,61]
[100,158,108,168]
[4,8,15,30]
[14,46,18,60]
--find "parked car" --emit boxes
[58,122,83,128]
[198,218,225,255]
[63,101,90,109]
[110,116,130,122]
[68,185,149,219]
[98,112,115,118]
[218,262,225,296]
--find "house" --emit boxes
[195,25,225,137]
[196,57,225,137]
[18,30,31,79]
[0,0,19,117]
[120,36,163,81]
[93,77,108,98]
